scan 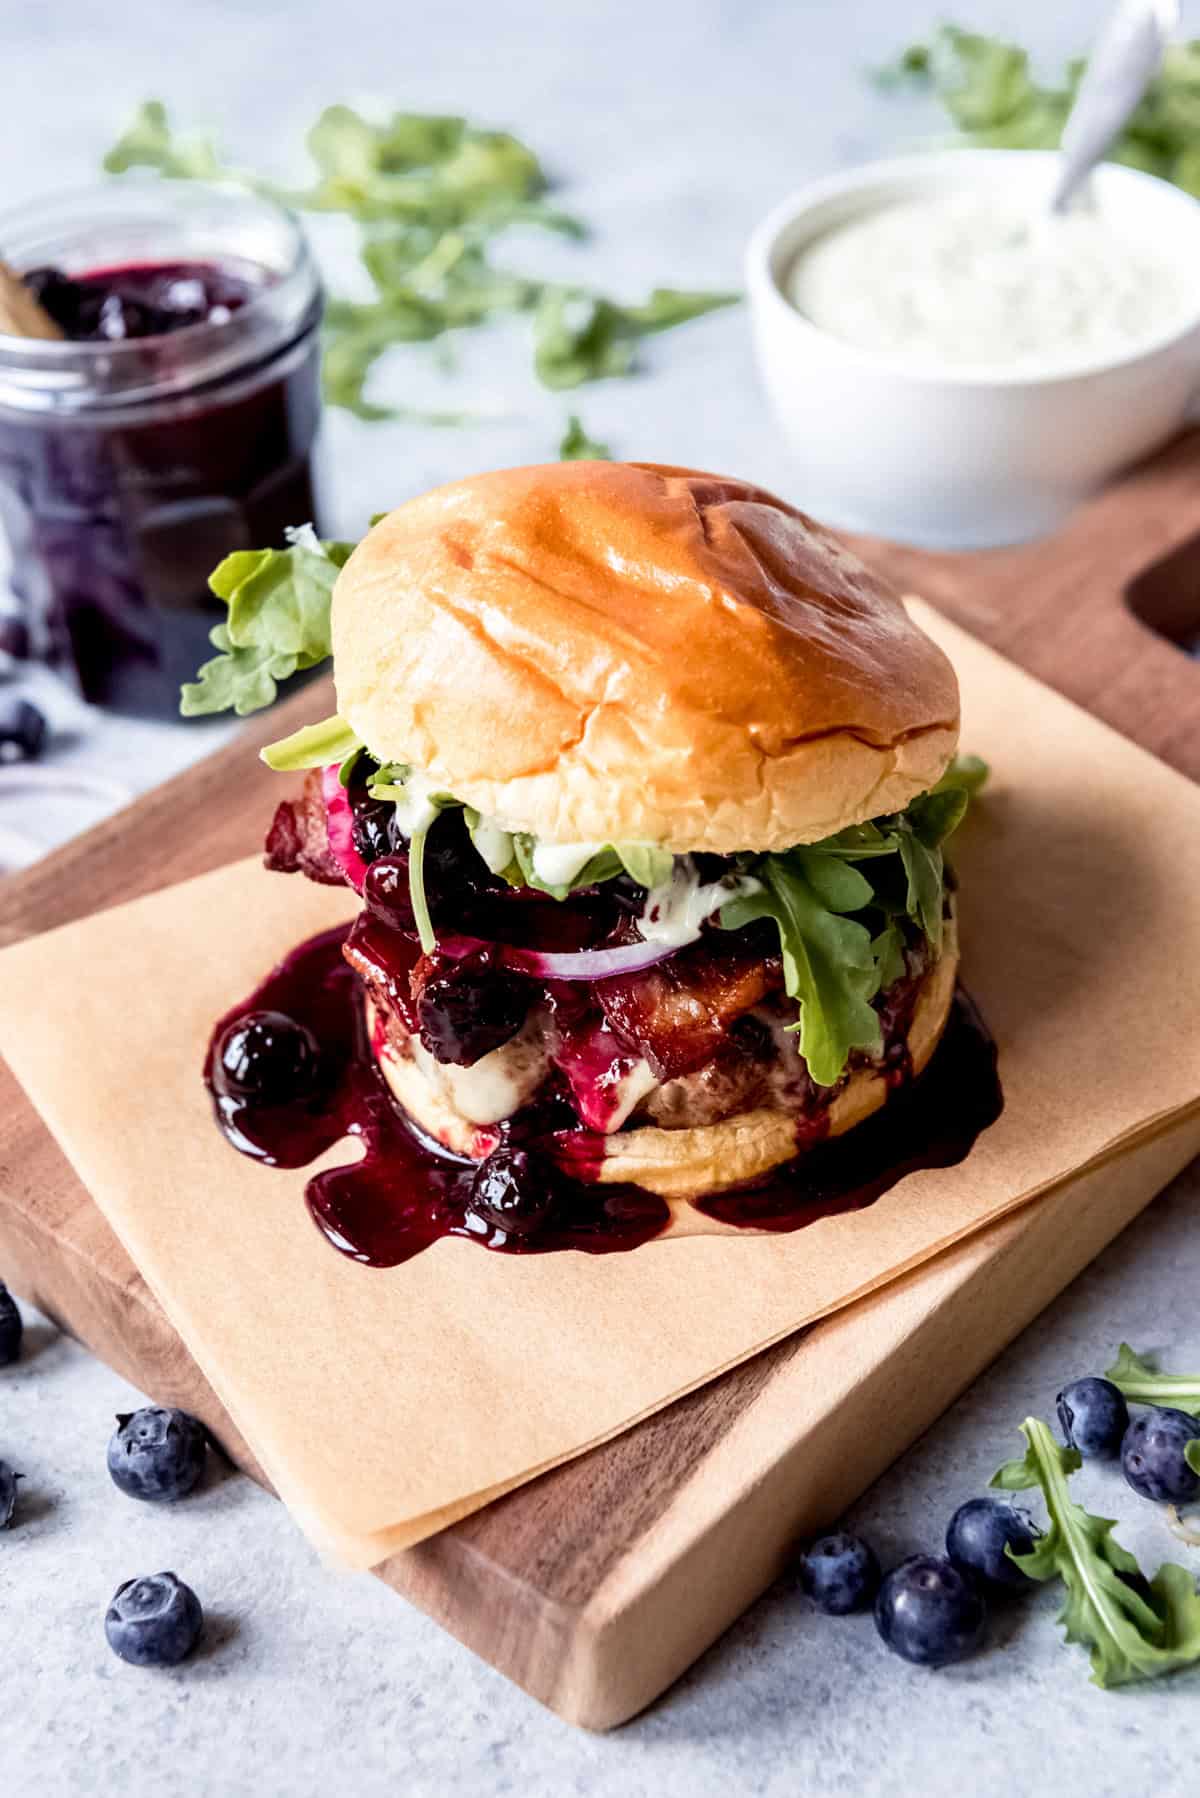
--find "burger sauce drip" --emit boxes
[204,926,1003,1268]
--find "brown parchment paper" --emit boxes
[3,605,1200,1566]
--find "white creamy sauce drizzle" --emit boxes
[637,858,761,950]
[469,816,515,875]
[787,194,1193,370]
[410,1014,551,1126]
[530,839,606,886]
[388,770,442,839]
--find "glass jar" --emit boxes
[0,180,325,717]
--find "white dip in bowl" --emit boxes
[747,150,1200,547]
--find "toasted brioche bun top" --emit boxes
[332,461,960,853]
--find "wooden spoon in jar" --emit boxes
[0,262,62,339]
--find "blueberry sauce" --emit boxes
[24,261,257,342]
[0,257,323,716]
[205,928,1003,1268]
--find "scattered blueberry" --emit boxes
[470,1147,558,1237]
[0,1459,21,1528]
[1057,1377,1129,1461]
[1121,1407,1200,1505]
[799,1531,880,1614]
[0,1282,22,1365]
[105,1572,203,1667]
[107,1407,207,1504]
[214,1010,321,1106]
[946,1497,1038,1592]
[875,1554,987,1667]
[0,699,46,763]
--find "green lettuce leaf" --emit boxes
[559,413,612,461]
[991,1417,1200,1687]
[1106,1344,1200,1417]
[260,714,361,772]
[179,538,356,717]
[720,853,883,1087]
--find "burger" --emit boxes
[211,461,976,1234]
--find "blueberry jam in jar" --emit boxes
[0,182,325,715]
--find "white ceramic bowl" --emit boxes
[746,149,1200,547]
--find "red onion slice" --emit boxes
[435,931,680,981]
[321,764,368,893]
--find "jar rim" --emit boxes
[0,178,322,411]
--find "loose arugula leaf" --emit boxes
[260,714,361,772]
[101,100,225,180]
[179,538,355,716]
[720,855,882,1087]
[882,25,1200,194]
[533,285,739,390]
[1106,1345,1200,1417]
[991,1417,1200,1688]
[560,413,612,461]
[104,100,733,420]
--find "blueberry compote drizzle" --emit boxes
[205,926,670,1265]
[206,926,1003,1268]
[696,989,1001,1230]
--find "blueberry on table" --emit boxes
[799,1531,880,1614]
[874,1555,987,1667]
[1121,1407,1200,1504]
[213,1010,321,1106]
[470,1147,558,1237]
[0,1459,21,1528]
[1057,1377,1128,1460]
[105,1573,203,1667]
[0,699,46,763]
[946,1497,1038,1592]
[107,1407,207,1504]
[0,1282,22,1365]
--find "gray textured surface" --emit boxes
[2,1,1199,1792]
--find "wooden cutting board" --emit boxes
[5,432,1200,1730]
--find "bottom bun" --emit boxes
[369,918,959,1205]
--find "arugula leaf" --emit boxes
[871,919,908,992]
[533,285,739,390]
[260,714,361,772]
[720,854,882,1087]
[560,413,612,461]
[102,100,224,180]
[992,1418,1200,1687]
[179,538,355,717]
[1107,1344,1200,1417]
[615,844,675,891]
[881,25,1200,194]
[898,788,967,951]
[935,752,989,796]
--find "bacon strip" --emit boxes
[598,939,781,1080]
[263,768,347,888]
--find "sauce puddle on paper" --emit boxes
[204,927,1003,1266]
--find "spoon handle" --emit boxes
[1052,0,1179,214]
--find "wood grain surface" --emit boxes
[4,434,1200,1728]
